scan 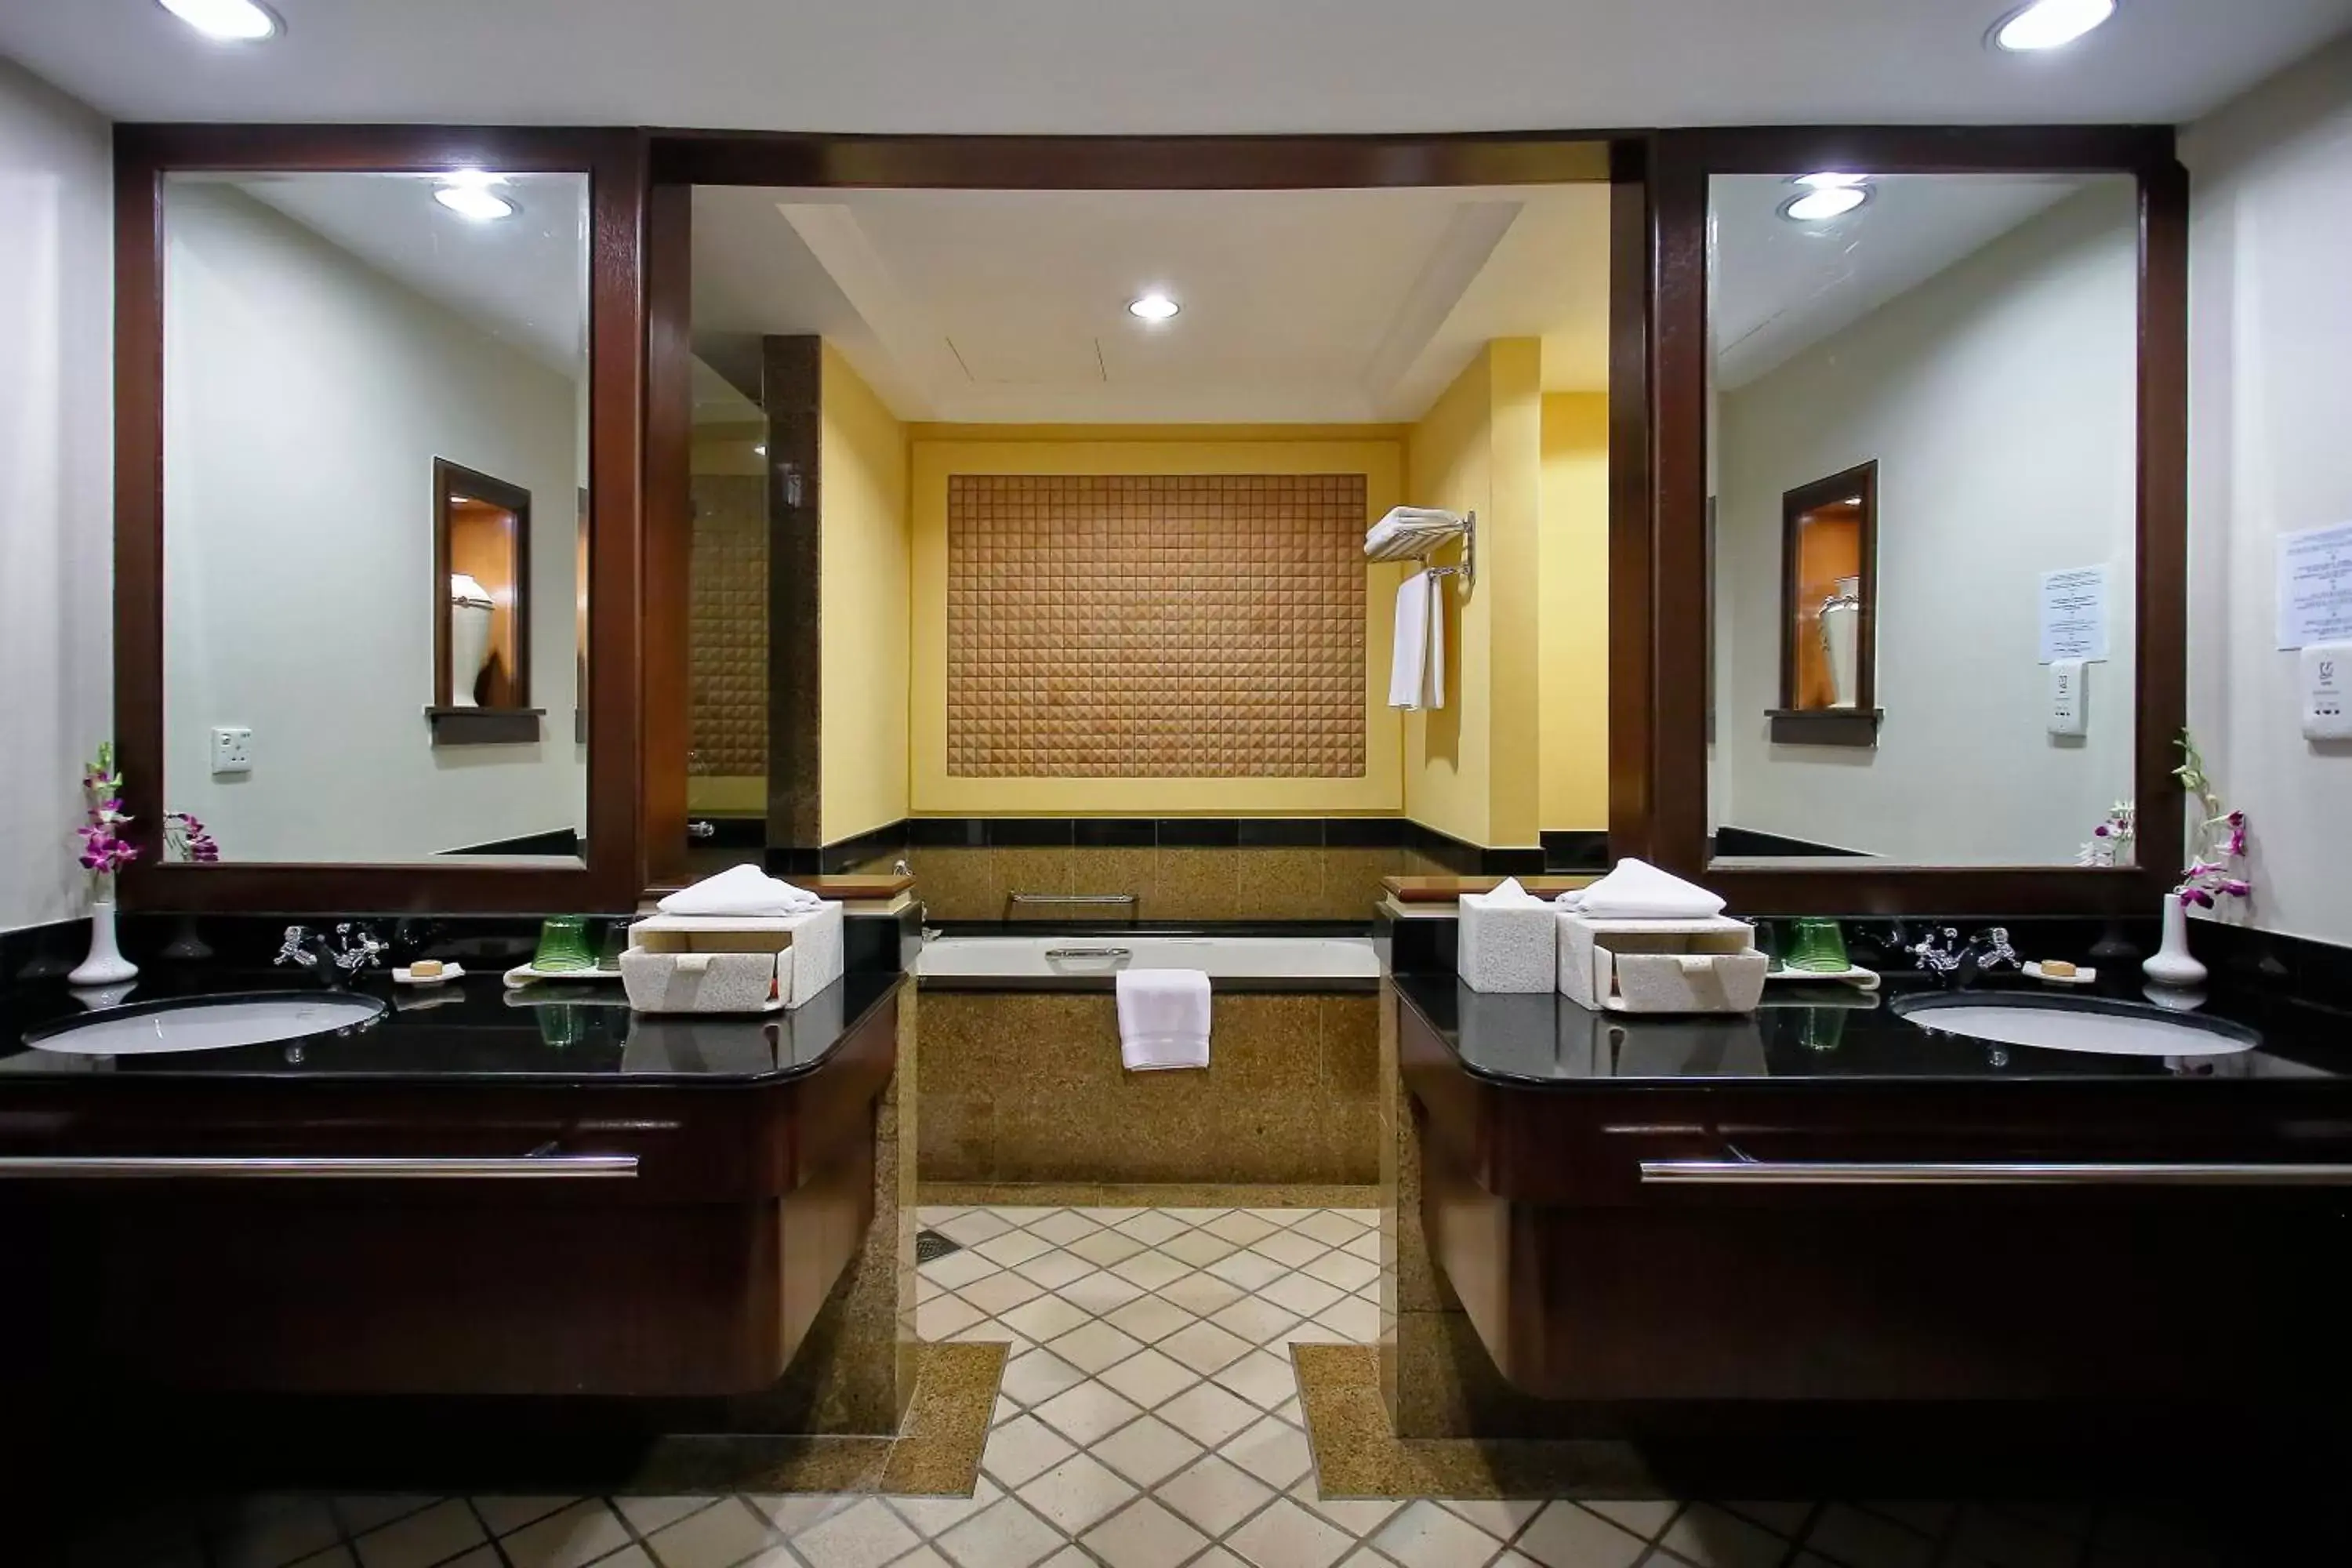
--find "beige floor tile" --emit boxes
[1210,1348,1298,1410]
[1437,1499,1543,1540]
[1011,1251,1095,1290]
[1516,1503,1649,1568]
[1031,1380,1146,1446]
[1202,1212,1281,1247]
[1046,1319,1149,1374]
[1246,1209,1318,1230]
[1056,1270,1148,1316]
[1096,1346,1200,1409]
[1078,1498,1210,1568]
[1073,1207,1142,1223]
[642,1499,775,1568]
[613,1499,720,1536]
[351,1500,486,1568]
[1156,1229,1243,1268]
[1223,1414,1314,1490]
[1091,1414,1203,1488]
[1341,1230,1381,1263]
[1065,1229,1149,1267]
[1581,1499,1679,1538]
[948,1319,1032,1354]
[1660,1503,1787,1568]
[1104,1294,1198,1345]
[884,1549,953,1568]
[325,1498,440,1539]
[1374,1499,1507,1568]
[1160,1273,1250,1316]
[886,1479,1003,1538]
[1258,1273,1346,1318]
[1106,1251,1191,1291]
[916,1206,970,1227]
[1208,1297,1303,1347]
[936,1497,1066,1568]
[1000,1348,1091,1406]
[1291,1483,1403,1537]
[1205,1252,1286,1291]
[1113,1211,1192,1246]
[922,1250,1005,1290]
[990,1207,1064,1227]
[1014,1453,1138,1536]
[1156,1381,1264,1448]
[1158,1319,1253,1375]
[1022,1211,1102,1247]
[958,1269,1049,1317]
[982,1415,1078,1488]
[746,1496,858,1537]
[972,1230,1056,1269]
[1157,1455,1276,1538]
[919,1295,991,1341]
[1721,1501,1815,1539]
[1224,1497,1353,1568]
[470,1498,578,1538]
[1160,1207,1231,1225]
[1248,1229,1330,1269]
[1312,1296,1381,1344]
[1290,1211,1367,1247]
[1188,1552,1250,1568]
[498,1502,633,1568]
[935,1211,1015,1247]
[1301,1250,1379,1293]
[1000,1295,1092,1344]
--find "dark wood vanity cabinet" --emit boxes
[0,995,895,1400]
[1399,1000,2352,1407]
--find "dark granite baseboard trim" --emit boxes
[1541,829,1610,873]
[441,828,584,858]
[1404,821,1546,877]
[1710,826,1871,858]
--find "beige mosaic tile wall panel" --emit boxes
[689,474,767,778]
[946,474,1367,777]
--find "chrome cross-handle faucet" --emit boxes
[276,922,388,989]
[1911,925,2020,989]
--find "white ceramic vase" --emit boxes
[68,898,140,988]
[2141,895,2208,989]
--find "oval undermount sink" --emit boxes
[24,993,389,1057]
[1893,993,2259,1058]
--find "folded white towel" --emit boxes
[1563,858,1727,920]
[1366,506,1462,554]
[657,862,824,918]
[1388,571,1446,710]
[1476,877,1544,906]
[1116,968,1211,1071]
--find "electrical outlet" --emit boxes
[210,726,253,777]
[2048,659,2087,737]
[2306,644,2352,741]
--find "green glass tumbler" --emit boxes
[532,916,597,974]
[1783,917,1850,975]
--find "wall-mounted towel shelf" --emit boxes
[1365,507,1475,590]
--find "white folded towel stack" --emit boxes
[1557,858,1726,920]
[1365,506,1461,556]
[1116,968,1212,1071]
[1388,570,1446,711]
[657,862,825,917]
[1458,877,1559,993]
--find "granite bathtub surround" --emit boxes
[919,991,1379,1185]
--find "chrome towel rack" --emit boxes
[1364,507,1475,590]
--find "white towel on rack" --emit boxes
[1366,507,1461,556]
[1388,570,1446,711]
[1116,968,1211,1070]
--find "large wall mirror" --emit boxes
[118,129,646,911]
[1628,130,2187,913]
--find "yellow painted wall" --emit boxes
[1540,393,1610,830]
[909,429,1406,815]
[1402,340,1544,848]
[819,344,912,842]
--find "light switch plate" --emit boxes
[2048,659,2087,737]
[210,725,253,776]
[2305,644,2352,741]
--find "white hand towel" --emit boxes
[1480,877,1544,906]
[1573,858,1728,920]
[1388,571,1446,710]
[1366,506,1461,554]
[1116,968,1212,1071]
[657,862,824,918]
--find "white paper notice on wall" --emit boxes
[2038,566,2110,664]
[2276,521,2352,650]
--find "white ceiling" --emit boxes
[220,172,589,373]
[3,2,2347,132]
[691,184,1612,423]
[1710,172,2125,389]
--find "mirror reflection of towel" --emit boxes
[1388,571,1445,710]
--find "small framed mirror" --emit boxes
[430,458,537,742]
[1769,460,1878,747]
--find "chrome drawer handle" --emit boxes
[1046,948,1133,960]
[0,1155,638,1180]
[1009,892,1138,906]
[1639,1160,2352,1187]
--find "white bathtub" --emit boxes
[916,934,1379,983]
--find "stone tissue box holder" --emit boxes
[1559,913,1769,1014]
[620,905,844,1014]
[1457,891,1561,993]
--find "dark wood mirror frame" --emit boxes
[1771,459,1880,748]
[1610,126,2188,916]
[114,125,650,913]
[429,457,538,744]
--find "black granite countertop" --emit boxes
[1392,968,2352,1087]
[0,968,902,1086]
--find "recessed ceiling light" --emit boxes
[1991,0,2118,53]
[434,172,515,222]
[1127,292,1181,322]
[1780,185,1870,223]
[158,0,282,42]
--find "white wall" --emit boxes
[2183,34,2352,948]
[0,59,111,931]
[163,183,583,862]
[1715,182,2141,863]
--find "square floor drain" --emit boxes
[915,1229,963,1264]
